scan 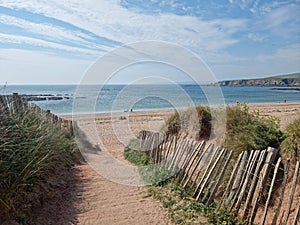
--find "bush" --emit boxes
[0,108,79,220]
[223,103,284,155]
[124,139,152,166]
[280,117,300,161]
[165,106,212,140]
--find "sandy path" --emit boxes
[70,110,174,225]
[75,164,171,225]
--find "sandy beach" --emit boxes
[49,102,299,225]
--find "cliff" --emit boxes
[216,73,300,87]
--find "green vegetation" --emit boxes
[165,103,284,156]
[216,72,300,86]
[125,103,298,224]
[124,139,152,166]
[165,105,212,140]
[265,72,300,80]
[124,140,244,224]
[0,107,80,222]
[223,103,284,155]
[147,180,244,225]
[280,117,300,161]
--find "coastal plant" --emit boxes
[124,142,246,225]
[0,106,79,221]
[280,117,300,161]
[124,139,173,185]
[165,106,212,140]
[223,103,284,155]
[124,139,152,166]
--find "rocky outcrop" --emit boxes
[216,77,300,86]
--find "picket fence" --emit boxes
[0,93,73,134]
[139,130,300,225]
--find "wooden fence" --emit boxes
[139,130,300,225]
[0,93,73,134]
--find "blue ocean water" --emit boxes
[1,84,299,115]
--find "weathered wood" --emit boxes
[183,143,213,189]
[248,147,278,225]
[282,161,299,225]
[242,150,267,219]
[195,147,222,200]
[230,150,255,211]
[170,138,187,171]
[180,141,205,185]
[196,149,227,202]
[233,150,260,214]
[261,157,281,225]
[191,145,218,190]
[168,138,183,170]
[225,151,248,207]
[271,159,290,225]
[218,151,244,210]
[207,150,233,205]
[202,149,228,202]
[292,202,300,225]
[177,140,200,182]
[173,139,191,173]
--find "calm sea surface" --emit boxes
[1,85,299,115]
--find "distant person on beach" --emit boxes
[284,99,286,103]
[130,108,133,112]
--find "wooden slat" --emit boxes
[248,147,278,225]
[207,150,233,205]
[218,151,244,210]
[225,151,248,207]
[179,141,205,185]
[195,147,223,200]
[261,157,282,225]
[282,161,300,225]
[242,150,267,219]
[183,144,213,189]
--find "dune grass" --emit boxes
[0,106,80,222]
[223,103,284,155]
[280,116,300,162]
[165,103,284,157]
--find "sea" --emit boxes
[1,84,299,115]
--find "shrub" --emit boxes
[223,103,284,155]
[165,106,212,140]
[280,117,300,161]
[124,139,152,166]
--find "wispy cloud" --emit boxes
[0,33,103,56]
[0,0,246,56]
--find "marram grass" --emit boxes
[0,106,79,221]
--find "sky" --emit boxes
[0,0,299,84]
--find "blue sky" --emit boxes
[0,0,299,84]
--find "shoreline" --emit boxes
[61,101,300,117]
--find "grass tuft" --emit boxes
[0,106,80,222]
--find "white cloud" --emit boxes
[0,0,246,55]
[0,33,102,56]
[0,14,112,51]
[263,4,300,37]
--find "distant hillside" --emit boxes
[216,73,300,87]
